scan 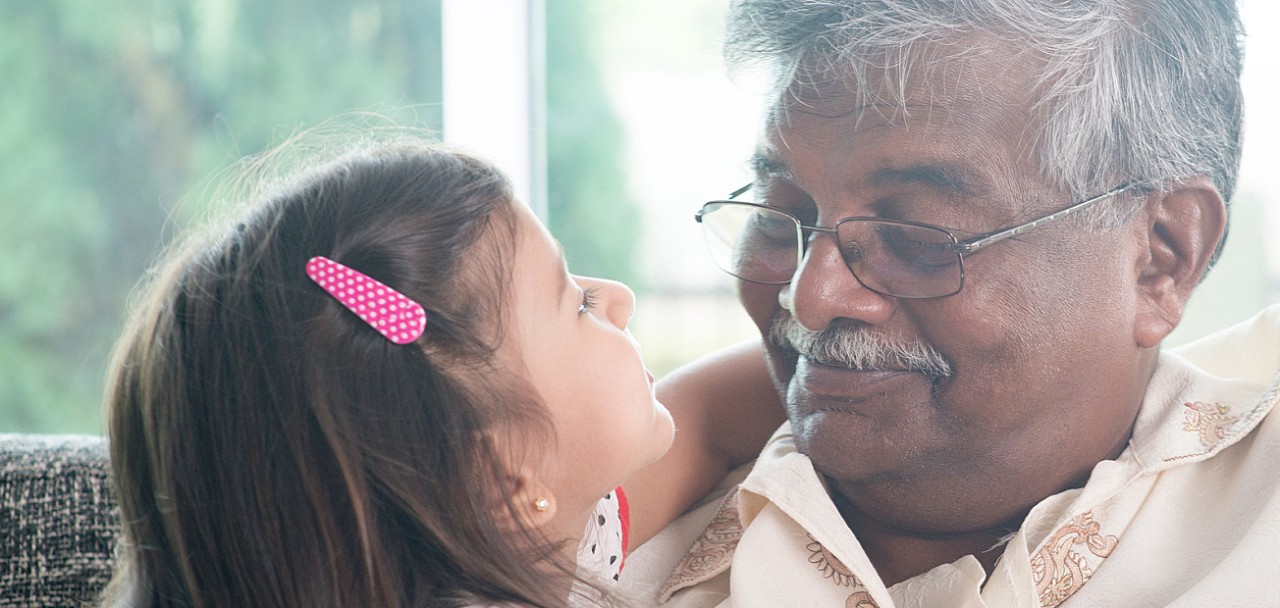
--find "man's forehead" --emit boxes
[750,145,993,200]
[765,98,991,148]
[755,56,1043,200]
[771,77,1034,132]
[769,35,1047,128]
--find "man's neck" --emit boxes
[830,489,1025,587]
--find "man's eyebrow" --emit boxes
[749,151,987,200]
[867,164,988,198]
[751,153,985,196]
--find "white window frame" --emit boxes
[441,0,547,219]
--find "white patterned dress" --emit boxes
[577,487,631,583]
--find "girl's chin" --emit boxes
[651,408,677,460]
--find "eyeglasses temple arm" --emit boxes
[952,185,1130,255]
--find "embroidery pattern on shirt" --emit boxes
[845,591,880,608]
[1031,511,1118,608]
[658,488,743,602]
[1181,401,1240,450]
[805,534,862,587]
[1164,381,1277,463]
[805,535,882,608]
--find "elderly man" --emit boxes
[622,0,1280,606]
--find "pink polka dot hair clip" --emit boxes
[305,256,427,345]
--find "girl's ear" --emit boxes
[501,463,558,531]
[485,428,558,530]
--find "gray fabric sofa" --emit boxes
[0,434,118,607]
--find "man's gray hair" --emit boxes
[725,0,1243,243]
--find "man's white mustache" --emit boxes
[769,314,954,380]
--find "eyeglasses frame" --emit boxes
[695,182,1133,299]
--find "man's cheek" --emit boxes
[737,281,782,334]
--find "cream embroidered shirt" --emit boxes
[620,306,1280,607]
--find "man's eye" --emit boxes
[747,211,797,242]
[877,226,957,270]
[765,202,815,226]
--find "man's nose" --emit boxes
[780,233,896,331]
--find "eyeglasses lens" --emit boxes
[700,202,964,298]
[835,220,962,298]
[700,202,800,284]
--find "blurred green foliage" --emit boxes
[0,0,637,433]
[545,0,641,285]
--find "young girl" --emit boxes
[100,136,779,607]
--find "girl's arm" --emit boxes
[624,339,785,548]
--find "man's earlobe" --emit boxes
[1133,177,1227,348]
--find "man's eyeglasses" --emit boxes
[694,183,1131,299]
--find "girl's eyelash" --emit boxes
[578,287,600,314]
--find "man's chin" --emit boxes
[785,367,944,482]
[789,409,899,482]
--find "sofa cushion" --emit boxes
[0,434,118,607]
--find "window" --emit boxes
[1,0,1275,432]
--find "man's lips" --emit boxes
[791,357,925,404]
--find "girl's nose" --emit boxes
[578,276,635,329]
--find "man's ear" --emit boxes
[1133,176,1227,348]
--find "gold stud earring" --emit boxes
[533,497,550,512]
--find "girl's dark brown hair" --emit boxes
[101,137,591,607]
